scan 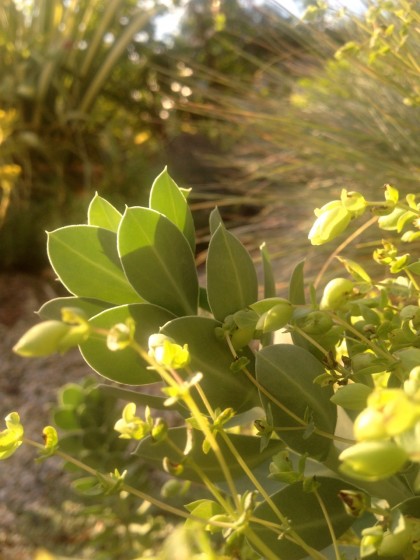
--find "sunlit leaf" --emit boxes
[149,167,195,252]
[47,225,143,305]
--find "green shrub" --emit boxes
[4,170,420,559]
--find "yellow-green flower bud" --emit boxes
[339,441,408,481]
[341,189,367,216]
[114,403,151,440]
[367,389,419,436]
[353,408,389,441]
[148,334,190,369]
[13,320,89,357]
[0,412,24,460]
[320,278,355,310]
[308,202,351,245]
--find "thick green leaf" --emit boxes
[118,207,198,316]
[206,224,258,322]
[47,225,143,305]
[249,477,358,560]
[256,344,336,459]
[289,260,306,305]
[209,207,223,236]
[149,168,195,252]
[162,317,259,412]
[88,193,122,232]
[79,304,175,385]
[260,242,276,299]
[38,296,110,320]
[134,427,283,483]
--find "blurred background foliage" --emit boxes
[0,0,419,270]
[1,0,420,557]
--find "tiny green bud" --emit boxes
[298,310,333,335]
[338,489,370,517]
[230,326,255,350]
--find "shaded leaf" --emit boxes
[135,427,283,483]
[256,344,336,459]
[118,207,198,316]
[206,224,258,322]
[249,477,358,560]
[260,242,276,298]
[162,316,259,412]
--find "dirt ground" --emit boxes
[0,273,93,560]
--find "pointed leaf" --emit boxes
[289,260,306,305]
[118,207,198,316]
[38,296,110,320]
[149,168,195,251]
[260,242,276,298]
[162,317,258,412]
[250,477,358,560]
[256,344,336,459]
[134,427,283,483]
[88,193,122,232]
[207,225,258,321]
[209,207,223,236]
[79,303,175,385]
[47,225,143,305]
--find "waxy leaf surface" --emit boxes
[88,193,122,232]
[207,225,258,321]
[162,316,259,412]
[256,344,336,459]
[149,168,195,251]
[250,477,357,559]
[118,207,198,316]
[47,225,143,305]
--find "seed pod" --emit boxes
[320,278,355,310]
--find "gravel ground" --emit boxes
[0,273,93,560]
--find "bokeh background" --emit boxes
[0,0,419,558]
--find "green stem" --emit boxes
[330,313,397,364]
[23,437,234,530]
[313,487,340,560]
[219,431,327,560]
